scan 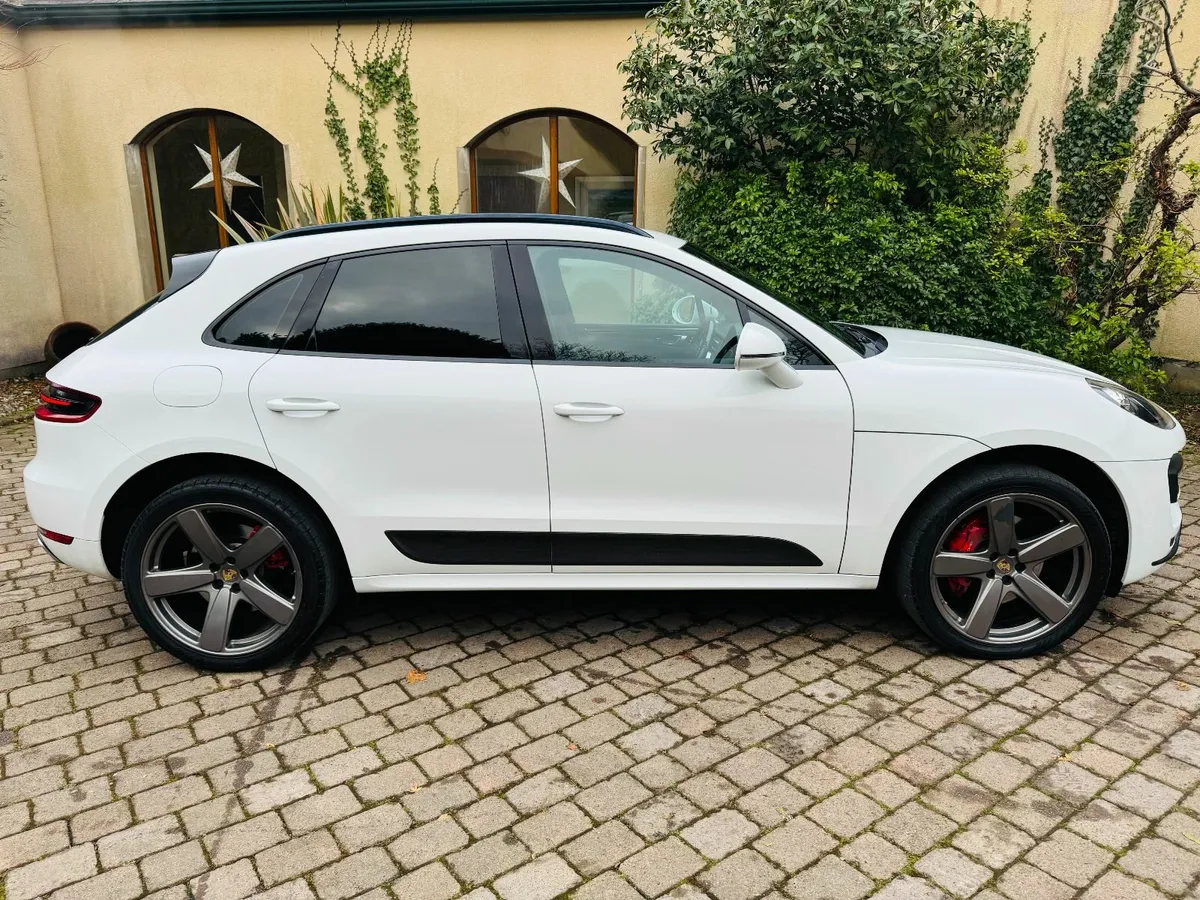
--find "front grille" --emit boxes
[1168,453,1184,504]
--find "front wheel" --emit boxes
[122,475,344,671]
[891,464,1111,658]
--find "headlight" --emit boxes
[1088,379,1176,429]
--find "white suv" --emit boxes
[24,215,1185,669]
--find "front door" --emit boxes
[249,243,550,578]
[513,242,854,573]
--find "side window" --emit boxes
[213,267,319,349]
[744,307,829,368]
[527,246,743,366]
[310,246,507,359]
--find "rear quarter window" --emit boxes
[212,266,321,349]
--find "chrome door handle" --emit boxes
[553,402,625,422]
[265,398,340,418]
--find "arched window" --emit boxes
[137,111,286,287]
[470,111,637,224]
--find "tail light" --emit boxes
[35,383,101,423]
[38,527,74,545]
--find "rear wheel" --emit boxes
[122,475,343,670]
[892,464,1110,658]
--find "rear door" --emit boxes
[248,242,551,578]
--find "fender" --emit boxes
[839,432,989,576]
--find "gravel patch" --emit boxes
[0,376,47,424]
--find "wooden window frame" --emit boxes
[138,111,252,291]
[468,109,639,224]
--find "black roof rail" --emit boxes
[268,213,649,241]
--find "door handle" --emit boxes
[553,402,625,422]
[265,398,341,418]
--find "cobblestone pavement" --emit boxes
[3,420,1200,900]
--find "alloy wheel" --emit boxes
[928,493,1092,645]
[139,503,302,657]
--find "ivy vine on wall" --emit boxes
[316,21,440,219]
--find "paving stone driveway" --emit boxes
[3,420,1200,900]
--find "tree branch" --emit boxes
[1139,0,1200,99]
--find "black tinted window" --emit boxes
[214,268,317,348]
[311,247,506,359]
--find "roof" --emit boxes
[1,0,660,26]
[268,213,647,242]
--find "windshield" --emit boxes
[681,243,868,356]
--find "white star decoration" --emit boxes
[191,144,257,206]
[519,136,582,210]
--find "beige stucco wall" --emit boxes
[0,26,64,371]
[1,17,674,370]
[2,4,1199,368]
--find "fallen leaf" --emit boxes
[567,743,579,751]
[406,669,427,684]
[1177,681,1191,690]
[1058,754,1071,762]
[408,785,422,794]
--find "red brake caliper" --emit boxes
[945,515,988,597]
[245,525,291,571]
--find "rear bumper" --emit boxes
[1097,458,1184,586]
[24,419,141,579]
[38,534,112,579]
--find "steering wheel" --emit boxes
[713,334,739,365]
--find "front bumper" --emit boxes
[1153,524,1183,567]
[1097,457,1185,585]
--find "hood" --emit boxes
[861,325,1096,380]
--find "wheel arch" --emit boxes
[101,453,349,580]
[882,445,1129,597]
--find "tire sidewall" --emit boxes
[896,466,1112,659]
[122,477,334,671]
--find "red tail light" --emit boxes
[35,383,101,423]
[38,527,74,545]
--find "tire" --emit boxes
[890,463,1111,659]
[121,474,345,671]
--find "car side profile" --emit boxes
[23,215,1186,670]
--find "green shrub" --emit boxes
[624,0,1200,393]
[671,147,1066,353]
[620,0,1036,201]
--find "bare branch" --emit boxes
[0,12,53,73]
[1139,0,1200,98]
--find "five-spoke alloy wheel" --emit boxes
[893,464,1111,658]
[122,475,343,670]
[140,503,302,657]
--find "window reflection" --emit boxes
[311,247,507,359]
[472,112,637,223]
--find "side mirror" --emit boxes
[735,323,803,389]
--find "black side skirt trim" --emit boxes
[388,531,551,566]
[386,531,822,567]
